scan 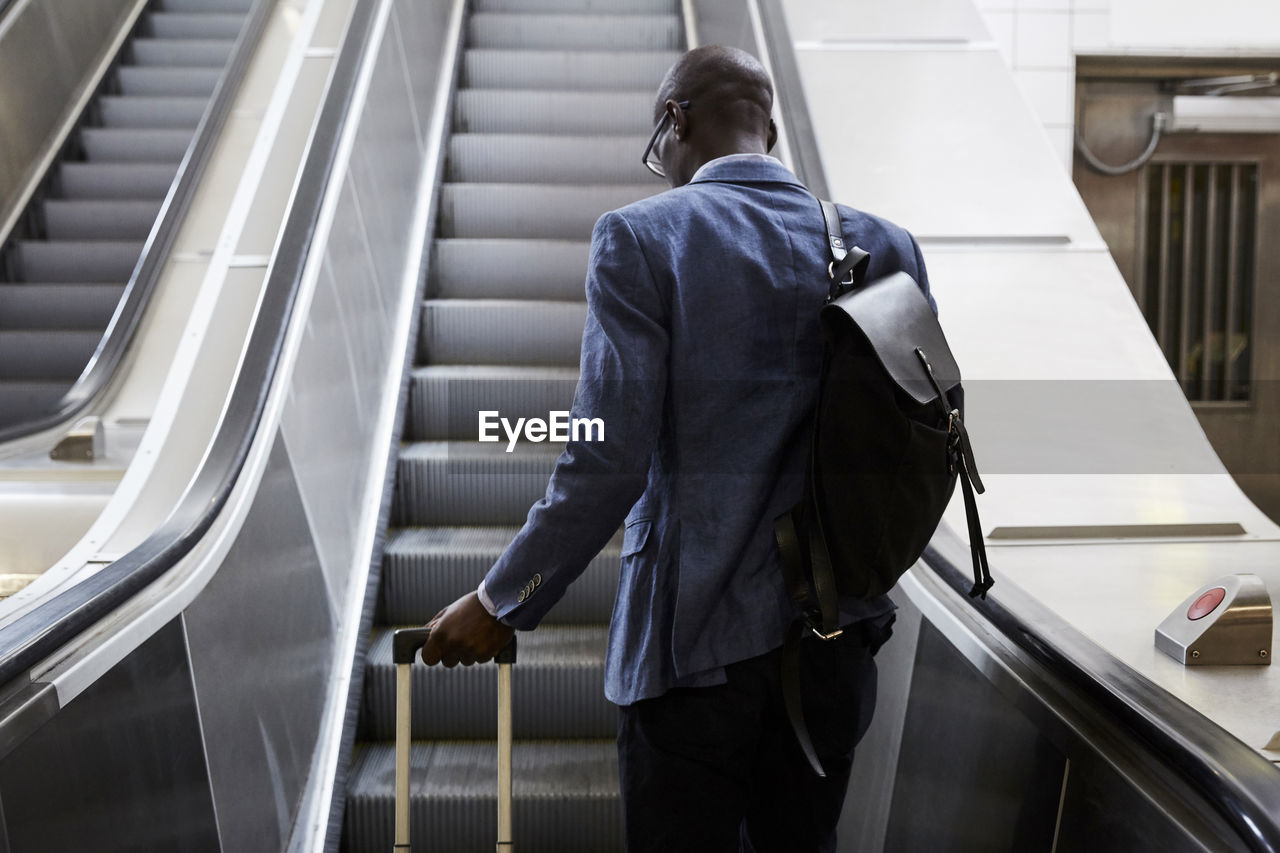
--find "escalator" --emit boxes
[0,0,252,429]
[342,1,681,849]
[0,0,1274,850]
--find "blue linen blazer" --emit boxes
[483,155,936,706]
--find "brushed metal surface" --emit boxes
[0,619,218,852]
[884,619,1067,852]
[793,48,1102,244]
[183,436,332,853]
[781,0,990,44]
[993,541,1280,756]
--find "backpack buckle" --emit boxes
[827,260,855,287]
[946,409,962,474]
[802,611,844,641]
[809,624,845,641]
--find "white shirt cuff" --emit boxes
[476,579,499,618]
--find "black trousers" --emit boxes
[616,626,881,853]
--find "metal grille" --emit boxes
[1141,162,1258,402]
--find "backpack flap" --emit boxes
[821,271,960,408]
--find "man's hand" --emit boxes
[421,591,514,667]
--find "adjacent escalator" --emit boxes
[342,0,681,849]
[0,0,252,429]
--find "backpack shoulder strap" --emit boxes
[818,199,870,300]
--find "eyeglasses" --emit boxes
[642,100,691,178]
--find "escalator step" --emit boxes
[439,184,658,240]
[129,38,235,67]
[469,13,680,50]
[475,0,676,12]
[147,12,246,39]
[447,135,651,184]
[454,90,653,135]
[394,441,563,526]
[407,365,579,441]
[43,200,162,241]
[158,0,253,12]
[0,284,125,329]
[419,299,586,367]
[362,625,614,740]
[13,241,142,282]
[431,239,589,301]
[0,382,72,426]
[58,162,179,200]
[99,96,208,129]
[0,331,101,380]
[81,128,193,163]
[463,49,678,91]
[345,741,621,853]
[116,66,221,96]
[381,526,619,624]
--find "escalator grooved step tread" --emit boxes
[129,38,236,67]
[42,199,162,241]
[394,441,565,527]
[13,241,143,282]
[0,330,102,380]
[431,238,589,301]
[381,525,619,624]
[439,183,659,240]
[157,0,254,13]
[0,284,125,330]
[454,90,653,134]
[407,364,580,441]
[0,381,74,429]
[418,299,586,367]
[346,741,621,853]
[116,66,222,96]
[57,162,180,200]
[469,13,681,50]
[99,95,209,129]
[80,128,194,163]
[447,134,652,184]
[362,625,613,739]
[462,49,680,91]
[147,12,247,39]
[475,0,677,11]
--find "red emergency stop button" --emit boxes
[1187,587,1227,620]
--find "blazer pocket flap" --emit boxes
[621,519,652,557]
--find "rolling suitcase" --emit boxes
[391,628,518,852]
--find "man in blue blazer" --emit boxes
[424,45,934,851]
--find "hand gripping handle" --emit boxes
[392,627,518,664]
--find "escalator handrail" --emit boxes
[0,0,380,691]
[924,528,1280,853]
[0,0,273,446]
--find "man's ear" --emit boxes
[766,118,778,152]
[668,99,687,139]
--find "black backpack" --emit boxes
[774,199,991,776]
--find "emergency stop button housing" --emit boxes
[1155,574,1272,666]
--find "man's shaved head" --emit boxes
[655,45,773,130]
[648,45,778,187]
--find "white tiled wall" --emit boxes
[976,0,1083,173]
[977,0,1280,173]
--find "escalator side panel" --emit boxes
[0,619,219,852]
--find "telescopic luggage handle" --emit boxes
[391,627,518,852]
